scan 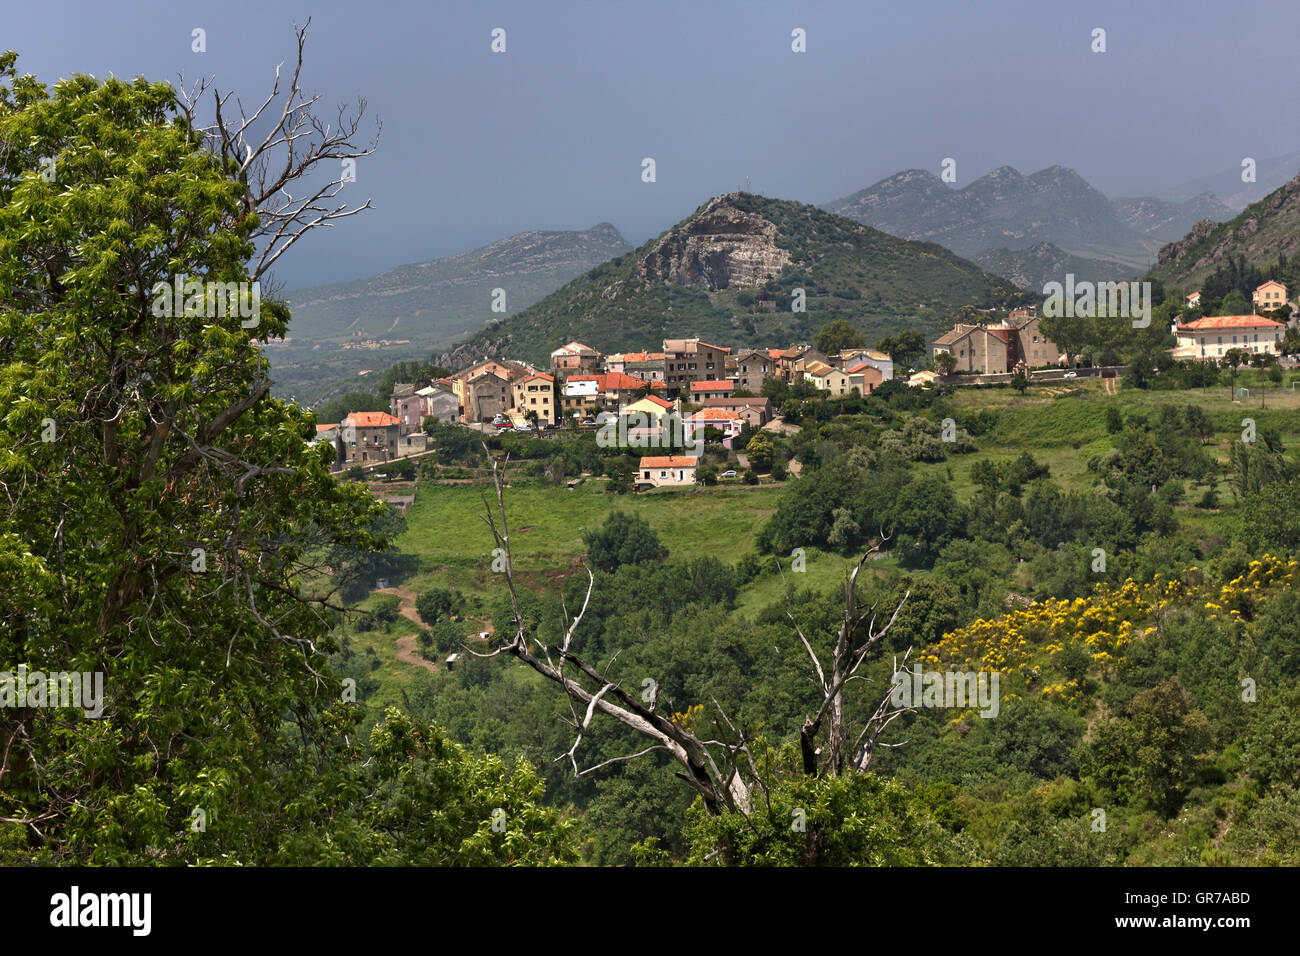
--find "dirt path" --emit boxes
[375,585,437,673]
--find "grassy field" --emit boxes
[341,372,1300,709]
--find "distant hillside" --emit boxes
[822,165,1230,276]
[971,243,1133,292]
[441,192,1026,369]
[1112,192,1235,242]
[266,224,630,403]
[1162,152,1300,211]
[1150,169,1300,289]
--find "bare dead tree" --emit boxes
[475,455,914,817]
[175,17,381,284]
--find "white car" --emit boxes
[720,469,738,479]
[1063,371,1077,379]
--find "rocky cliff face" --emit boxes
[636,194,791,290]
[1151,170,1300,287]
[1156,219,1218,267]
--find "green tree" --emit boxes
[1223,348,1246,399]
[745,432,775,471]
[683,768,966,866]
[583,511,667,573]
[876,329,927,369]
[1218,290,1250,315]
[933,351,958,376]
[813,318,867,356]
[0,45,405,862]
[416,587,455,626]
[1082,677,1213,816]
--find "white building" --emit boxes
[1174,315,1285,359]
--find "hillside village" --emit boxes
[312,278,1299,487]
[313,336,897,486]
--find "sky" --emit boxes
[7,0,1300,290]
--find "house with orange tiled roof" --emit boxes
[510,372,557,425]
[561,371,652,418]
[683,407,744,447]
[623,393,676,418]
[339,411,402,464]
[698,396,774,427]
[637,455,697,489]
[616,351,666,383]
[1174,314,1285,359]
[802,360,856,396]
[1252,281,1288,313]
[773,344,829,382]
[689,379,734,401]
[844,362,884,395]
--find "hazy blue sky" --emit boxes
[8,0,1300,289]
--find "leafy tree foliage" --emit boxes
[582,511,667,573]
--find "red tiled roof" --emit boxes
[523,373,554,383]
[1178,314,1284,330]
[689,379,734,392]
[599,372,643,391]
[695,341,731,354]
[639,456,697,468]
[638,394,674,409]
[344,411,401,427]
[691,408,741,420]
[316,423,338,431]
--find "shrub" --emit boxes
[416,587,455,626]
[371,594,401,626]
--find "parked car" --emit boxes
[720,469,738,479]
[514,423,536,433]
[1063,371,1077,379]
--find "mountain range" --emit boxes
[821,165,1235,284]
[439,192,1025,370]
[268,224,630,403]
[1160,151,1300,211]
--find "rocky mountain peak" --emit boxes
[637,193,791,290]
